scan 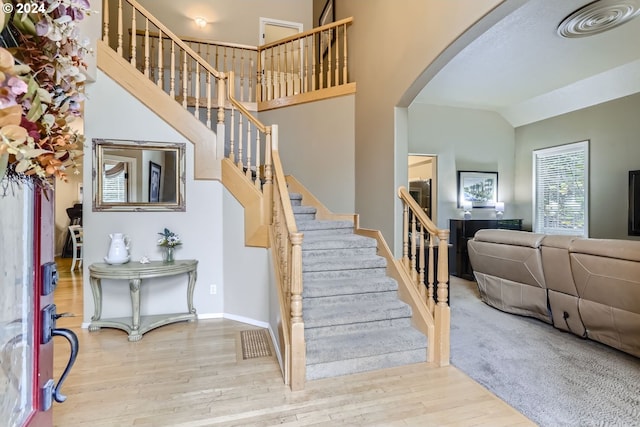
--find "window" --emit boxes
[533,141,588,237]
[102,161,129,202]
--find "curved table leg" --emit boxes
[187,270,197,316]
[89,277,102,322]
[130,279,141,331]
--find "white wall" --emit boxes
[222,190,270,324]
[408,104,515,230]
[82,73,267,330]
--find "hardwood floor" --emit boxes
[52,257,534,427]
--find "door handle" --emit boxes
[51,327,79,403]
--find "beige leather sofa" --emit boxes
[467,229,551,323]
[468,229,640,358]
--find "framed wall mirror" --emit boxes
[92,139,186,212]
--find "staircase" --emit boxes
[99,0,450,390]
[291,193,428,380]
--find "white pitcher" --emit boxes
[105,233,130,264]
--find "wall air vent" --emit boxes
[558,0,640,38]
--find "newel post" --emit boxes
[289,231,306,391]
[434,229,451,366]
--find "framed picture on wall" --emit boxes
[629,170,640,235]
[319,0,334,58]
[149,161,161,203]
[457,170,498,208]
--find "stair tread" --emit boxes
[297,219,354,231]
[303,298,411,328]
[293,205,317,214]
[303,254,387,272]
[302,234,377,250]
[306,326,427,364]
[303,276,398,297]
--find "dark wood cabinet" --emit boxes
[449,219,523,280]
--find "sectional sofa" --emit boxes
[467,229,640,358]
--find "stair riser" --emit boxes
[304,317,413,340]
[300,228,354,237]
[305,348,427,381]
[302,246,378,260]
[303,259,387,273]
[303,305,412,329]
[304,290,398,307]
[303,267,387,281]
[302,279,398,298]
[294,213,316,221]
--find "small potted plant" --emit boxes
[157,228,182,263]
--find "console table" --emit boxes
[449,219,522,280]
[88,260,198,341]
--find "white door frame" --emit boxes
[259,17,303,46]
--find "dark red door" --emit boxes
[0,186,77,427]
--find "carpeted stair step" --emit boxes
[303,276,398,298]
[305,326,427,380]
[303,254,387,273]
[303,298,412,329]
[305,316,414,340]
[302,234,378,259]
[303,287,399,308]
[303,265,387,281]
[289,192,303,206]
[297,219,354,236]
[292,205,317,221]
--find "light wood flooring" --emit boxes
[52,257,534,427]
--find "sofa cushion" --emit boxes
[570,238,640,263]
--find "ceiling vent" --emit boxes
[558,0,640,37]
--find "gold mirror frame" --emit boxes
[92,138,186,212]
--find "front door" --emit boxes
[0,185,77,427]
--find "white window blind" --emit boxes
[533,141,588,237]
[103,162,128,202]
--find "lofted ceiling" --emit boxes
[412,0,640,127]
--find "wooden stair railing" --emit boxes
[258,17,355,110]
[131,29,258,107]
[398,186,451,366]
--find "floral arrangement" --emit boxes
[157,228,182,248]
[0,0,92,188]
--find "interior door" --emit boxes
[0,186,77,427]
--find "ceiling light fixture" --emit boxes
[558,0,640,38]
[194,17,207,28]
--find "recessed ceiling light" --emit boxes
[558,0,640,38]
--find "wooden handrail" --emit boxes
[398,186,440,237]
[259,17,354,50]
[108,0,223,79]
[397,185,450,366]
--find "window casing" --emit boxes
[533,141,589,237]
